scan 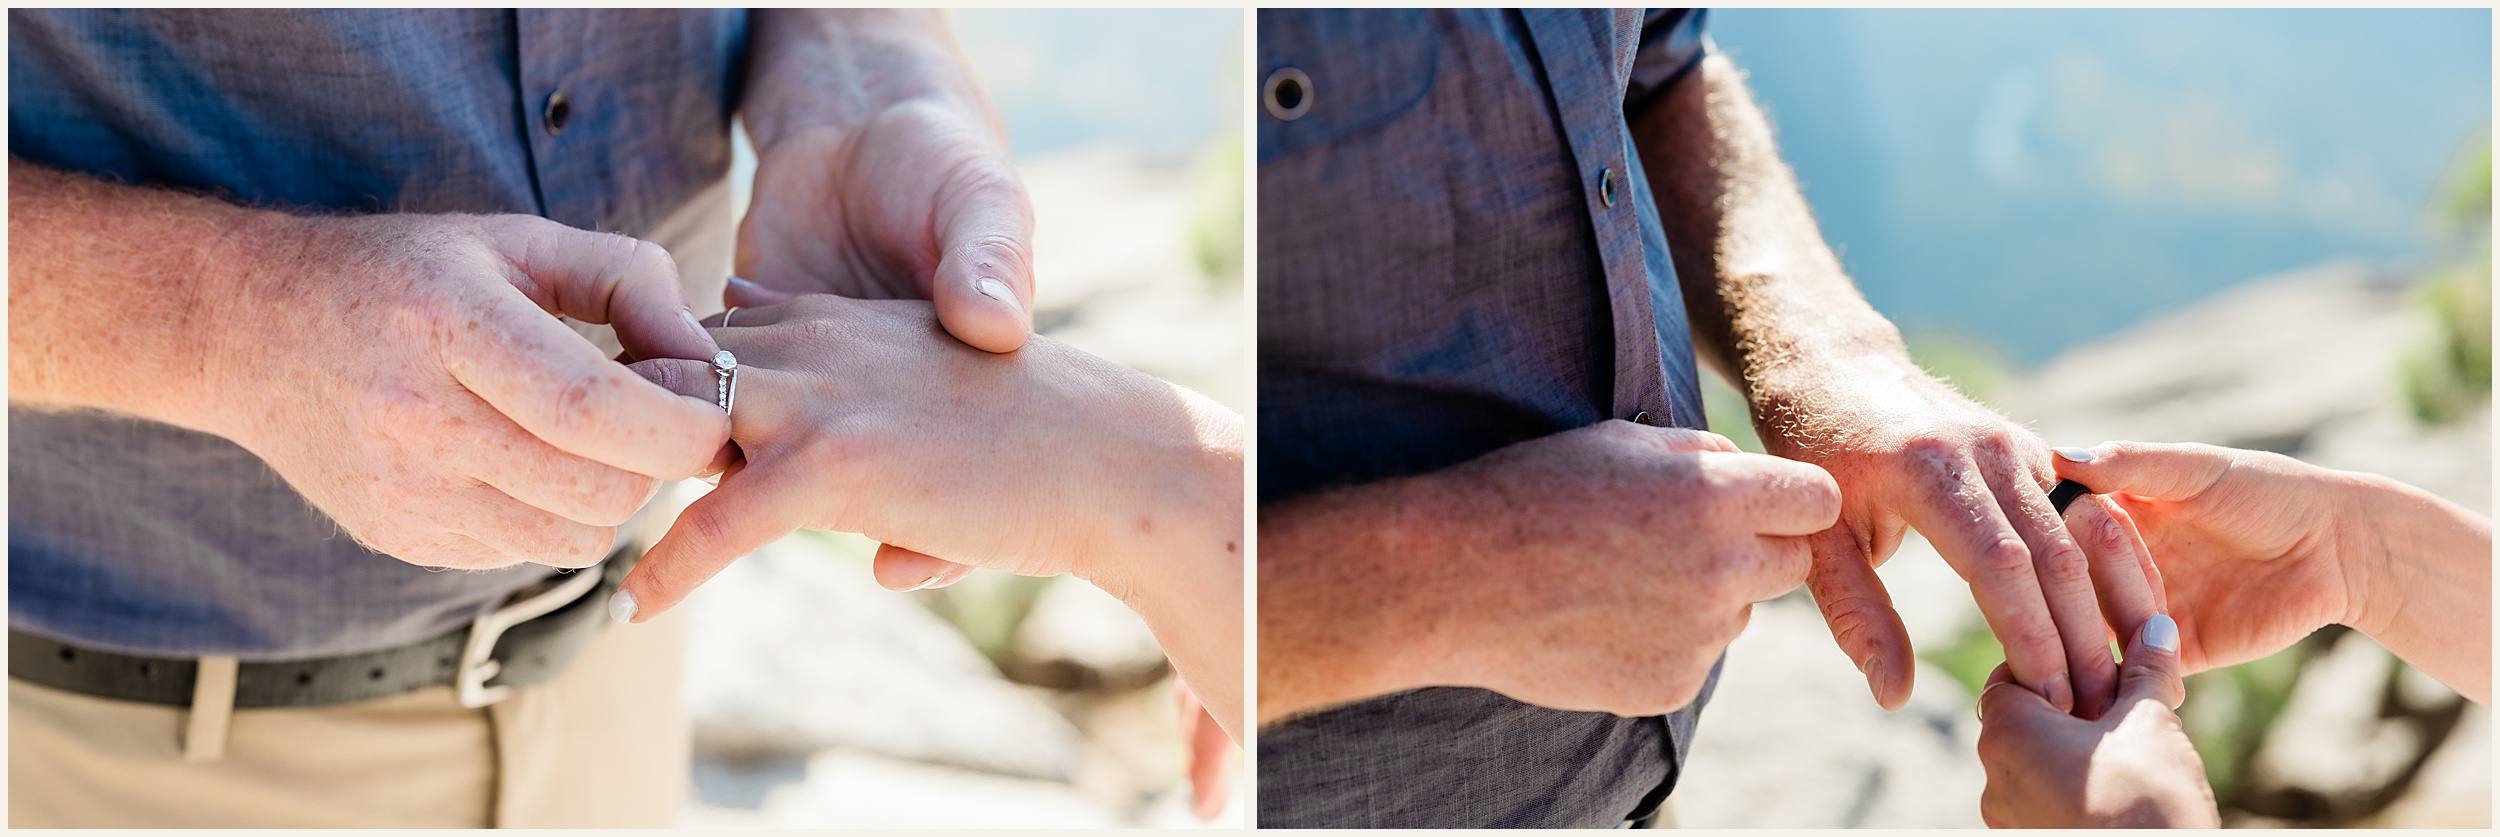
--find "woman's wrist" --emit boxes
[1075,382,1246,733]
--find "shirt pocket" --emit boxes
[1256,10,1461,369]
[1255,9,1437,166]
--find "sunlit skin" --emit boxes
[1261,422,1839,723]
[1974,621,2219,829]
[1976,441,2490,827]
[2055,442,2491,701]
[614,296,1246,747]
[1641,53,2117,719]
[1260,49,2119,727]
[7,160,727,570]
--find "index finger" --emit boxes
[485,216,719,363]
[443,287,726,479]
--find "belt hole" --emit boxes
[137,662,153,678]
[369,667,386,680]
[57,647,75,662]
[438,656,454,669]
[295,672,313,686]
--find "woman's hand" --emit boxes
[2052,442,2490,702]
[1976,613,2220,828]
[614,294,1244,737]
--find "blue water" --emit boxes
[952,9,1243,162]
[1712,8,2492,364]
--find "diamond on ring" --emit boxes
[712,350,739,414]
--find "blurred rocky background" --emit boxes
[668,10,1246,828]
[1675,9,2487,828]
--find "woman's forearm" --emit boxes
[1088,382,1246,741]
[2352,474,2493,703]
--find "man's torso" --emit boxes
[1254,8,1715,827]
[7,8,745,660]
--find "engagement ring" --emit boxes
[712,350,739,414]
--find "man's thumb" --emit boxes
[930,159,1036,353]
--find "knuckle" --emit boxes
[583,473,655,527]
[1977,537,2034,579]
[1901,434,1962,464]
[357,386,434,442]
[624,238,680,286]
[2036,542,2092,589]
[1821,600,1891,652]
[679,503,738,557]
[2084,509,2131,554]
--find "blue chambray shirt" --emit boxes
[8,9,744,660]
[1257,8,1718,828]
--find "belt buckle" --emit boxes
[454,569,604,709]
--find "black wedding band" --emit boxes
[2049,479,2094,514]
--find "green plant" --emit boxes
[2400,130,2492,426]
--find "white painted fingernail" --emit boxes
[2141,613,2179,653]
[607,589,639,624]
[975,277,1021,313]
[2052,446,2096,463]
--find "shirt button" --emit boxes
[1599,166,1616,208]
[1262,67,1312,121]
[543,90,571,135]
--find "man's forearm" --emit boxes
[1257,476,1452,726]
[741,10,998,151]
[1631,53,1916,410]
[7,158,272,433]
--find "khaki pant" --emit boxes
[8,610,686,828]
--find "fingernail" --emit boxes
[681,308,716,347]
[2052,446,2096,463]
[2045,672,2074,713]
[905,569,947,592]
[2142,613,2180,653]
[975,277,1021,313]
[607,589,639,624]
[1861,656,1887,700]
[927,568,970,590]
[726,275,763,296]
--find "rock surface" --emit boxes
[1008,574,1171,693]
[2006,260,2490,514]
[677,535,1085,781]
[1672,591,1986,828]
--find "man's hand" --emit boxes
[737,9,1034,353]
[1631,53,2114,718]
[10,160,729,570]
[616,295,1245,739]
[1754,362,2119,719]
[1258,420,1840,723]
[1975,614,2221,828]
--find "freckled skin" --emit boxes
[1259,420,1841,722]
[9,160,726,572]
